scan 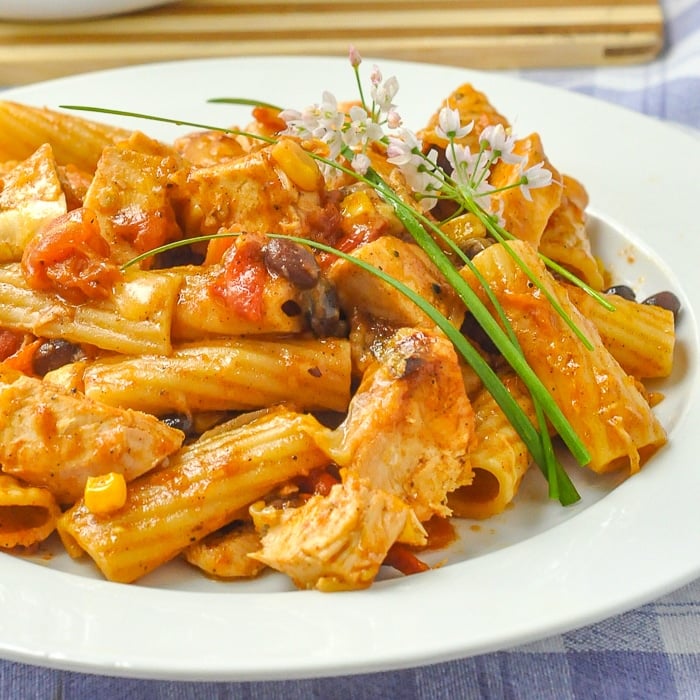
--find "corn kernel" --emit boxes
[270,139,322,192]
[340,190,374,219]
[84,472,127,515]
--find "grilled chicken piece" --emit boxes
[328,236,466,333]
[82,133,184,265]
[183,520,267,579]
[177,142,335,241]
[488,132,563,247]
[0,143,67,262]
[333,327,475,521]
[250,475,426,591]
[0,366,183,504]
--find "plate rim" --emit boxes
[0,54,699,681]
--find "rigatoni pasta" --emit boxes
[0,474,60,549]
[57,406,335,583]
[461,240,668,474]
[0,59,681,592]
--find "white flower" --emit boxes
[435,107,473,141]
[371,75,399,114]
[351,152,371,175]
[518,161,553,200]
[315,91,345,132]
[386,128,423,166]
[480,124,522,165]
[444,143,494,210]
[386,109,402,129]
[344,105,384,149]
[281,90,344,143]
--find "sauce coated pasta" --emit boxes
[0,63,677,591]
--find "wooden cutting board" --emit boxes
[0,0,664,86]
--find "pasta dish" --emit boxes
[0,51,679,592]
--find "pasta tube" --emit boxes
[0,264,182,355]
[0,101,131,172]
[488,133,563,247]
[538,174,605,290]
[81,337,352,415]
[0,474,60,549]
[567,284,675,379]
[448,373,536,520]
[463,240,667,474]
[57,407,334,583]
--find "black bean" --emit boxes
[642,290,681,319]
[263,238,320,290]
[604,285,636,301]
[159,412,194,436]
[32,339,85,376]
[302,278,347,337]
[462,237,494,260]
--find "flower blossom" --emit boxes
[348,45,362,68]
[344,105,384,149]
[371,74,399,114]
[351,152,372,175]
[480,124,522,165]
[518,161,553,201]
[435,107,473,141]
[387,129,442,211]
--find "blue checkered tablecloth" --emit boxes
[1,0,699,697]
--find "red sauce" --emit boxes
[209,235,268,321]
[21,207,121,304]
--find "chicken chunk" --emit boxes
[0,366,183,504]
[327,236,466,332]
[250,475,425,591]
[183,521,267,579]
[177,143,335,241]
[82,134,184,264]
[332,327,475,521]
[0,143,67,262]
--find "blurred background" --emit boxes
[0,0,670,84]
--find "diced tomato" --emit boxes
[111,205,171,255]
[203,226,243,266]
[251,105,288,135]
[384,543,430,576]
[2,337,42,375]
[0,329,23,361]
[21,207,122,304]
[209,234,267,321]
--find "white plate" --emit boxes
[0,0,174,22]
[0,56,699,681]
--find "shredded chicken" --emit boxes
[331,327,474,522]
[250,474,425,591]
[0,143,67,262]
[0,366,183,504]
